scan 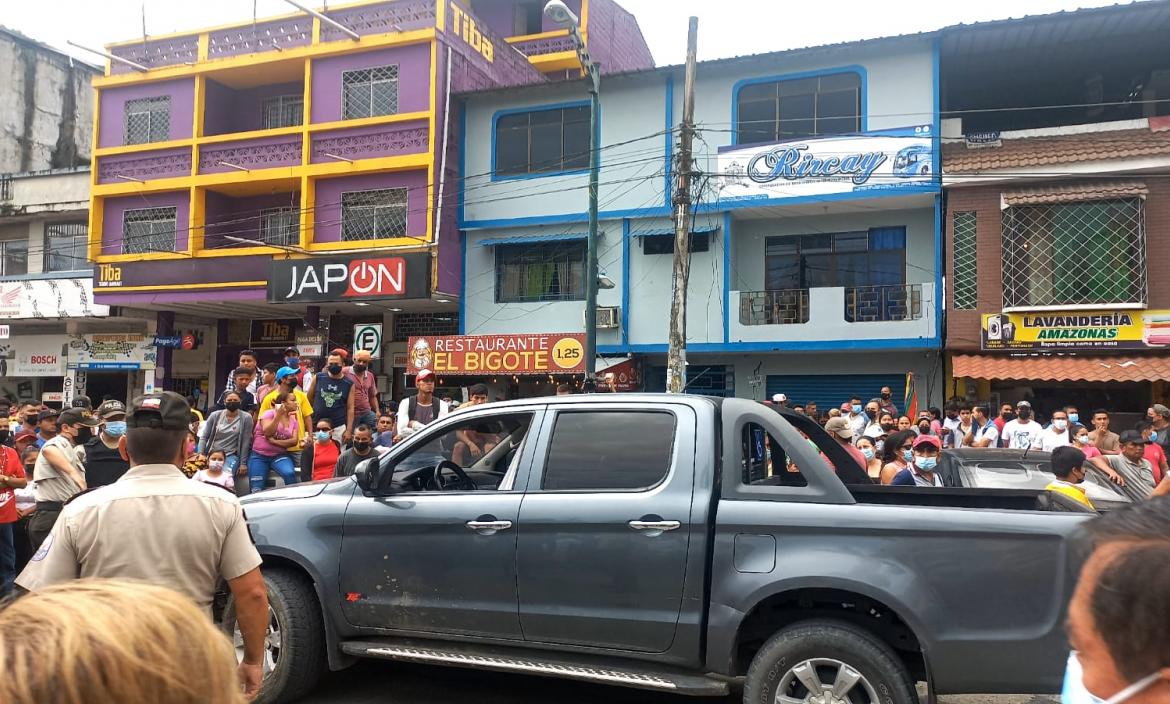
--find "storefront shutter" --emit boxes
[766,374,906,411]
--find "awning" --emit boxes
[634,226,720,237]
[952,353,1170,382]
[1001,180,1148,207]
[477,233,586,247]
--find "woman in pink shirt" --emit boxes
[247,391,301,494]
[1072,425,1102,461]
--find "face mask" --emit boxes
[327,364,343,375]
[75,427,92,444]
[208,459,225,471]
[104,421,127,438]
[1068,413,1079,424]
[25,415,38,425]
[881,422,895,431]
[225,401,242,412]
[285,378,298,388]
[1018,410,1032,420]
[918,424,931,434]
[902,449,914,463]
[1061,651,1163,704]
[286,357,300,367]
[875,440,885,453]
[315,430,331,443]
[865,410,876,420]
[353,441,371,452]
[881,393,891,400]
[1077,436,1092,445]
[353,364,367,374]
[1054,419,1068,431]
[1003,412,1016,421]
[916,456,938,471]
[861,447,875,461]
[1150,432,1158,443]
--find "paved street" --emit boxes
[301,660,1059,704]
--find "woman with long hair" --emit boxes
[880,429,917,485]
[856,436,883,482]
[0,579,245,703]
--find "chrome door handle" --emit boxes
[466,520,513,531]
[628,520,681,531]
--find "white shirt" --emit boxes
[1038,429,1072,453]
[954,422,975,448]
[848,412,868,440]
[942,417,963,448]
[395,395,450,437]
[1002,419,1044,450]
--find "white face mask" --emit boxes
[1062,651,1163,704]
[1054,419,1069,431]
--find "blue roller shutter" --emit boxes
[766,374,906,411]
[646,365,735,397]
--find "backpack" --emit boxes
[407,395,441,423]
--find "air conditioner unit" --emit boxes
[595,306,621,329]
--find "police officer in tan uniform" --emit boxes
[17,391,270,700]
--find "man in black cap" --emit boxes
[17,391,269,700]
[27,407,100,550]
[1089,429,1158,502]
[83,400,131,487]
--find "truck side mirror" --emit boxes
[354,456,381,492]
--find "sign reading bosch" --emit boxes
[267,253,430,303]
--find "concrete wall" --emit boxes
[0,29,98,172]
[0,169,91,277]
[311,45,432,124]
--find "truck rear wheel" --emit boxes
[743,620,917,704]
[222,568,326,704]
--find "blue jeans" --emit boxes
[248,452,298,493]
[0,522,14,598]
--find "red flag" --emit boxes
[904,372,919,420]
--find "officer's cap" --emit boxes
[127,391,190,431]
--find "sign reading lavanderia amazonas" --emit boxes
[407,334,586,375]
[982,310,1170,351]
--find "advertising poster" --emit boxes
[406,334,586,375]
[981,310,1170,351]
[67,333,157,370]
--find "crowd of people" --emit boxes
[766,387,1170,506]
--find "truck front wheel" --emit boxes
[222,568,326,704]
[743,620,917,704]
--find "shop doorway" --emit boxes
[990,380,1149,430]
[83,372,130,405]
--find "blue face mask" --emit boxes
[916,456,938,471]
[286,357,300,367]
[902,449,914,463]
[1068,413,1079,424]
[315,430,331,443]
[104,421,127,438]
[861,447,875,461]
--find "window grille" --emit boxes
[1001,199,1146,309]
[342,65,399,120]
[44,222,90,272]
[123,207,178,255]
[123,96,171,145]
[259,207,300,246]
[262,95,304,129]
[495,241,586,303]
[952,211,977,309]
[340,188,408,241]
[0,239,28,276]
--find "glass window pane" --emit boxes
[816,116,859,136]
[562,105,589,125]
[530,109,562,126]
[371,80,398,116]
[562,117,590,170]
[541,411,676,491]
[817,89,859,120]
[496,113,528,131]
[800,234,832,254]
[819,72,860,91]
[833,232,868,253]
[803,253,834,287]
[1,241,28,276]
[529,121,561,171]
[343,84,371,119]
[739,82,776,101]
[778,93,816,122]
[778,77,818,97]
[495,127,530,175]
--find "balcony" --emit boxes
[731,283,936,345]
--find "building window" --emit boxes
[44,222,89,272]
[342,65,399,120]
[123,96,171,145]
[736,71,861,144]
[340,188,408,241]
[494,104,590,177]
[0,239,28,276]
[512,1,544,34]
[764,227,905,290]
[646,364,735,397]
[259,207,300,246]
[1002,199,1146,309]
[952,212,977,310]
[122,207,178,255]
[642,231,711,255]
[495,240,586,302]
[262,95,304,129]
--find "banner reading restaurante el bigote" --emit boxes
[407,334,586,375]
[981,309,1170,351]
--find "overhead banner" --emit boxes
[407,334,586,376]
[982,310,1170,351]
[0,335,70,377]
[267,253,430,303]
[0,279,110,319]
[67,333,157,370]
[715,125,934,202]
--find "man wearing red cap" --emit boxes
[890,434,944,487]
[395,369,448,440]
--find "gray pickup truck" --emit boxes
[226,394,1092,704]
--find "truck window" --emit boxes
[742,422,809,488]
[541,411,676,491]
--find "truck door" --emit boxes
[516,403,696,652]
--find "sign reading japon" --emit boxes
[981,310,1170,351]
[716,125,934,201]
[407,334,586,375]
[268,253,430,303]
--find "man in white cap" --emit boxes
[771,393,788,408]
[396,369,449,440]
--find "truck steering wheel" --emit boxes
[428,460,478,492]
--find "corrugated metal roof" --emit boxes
[633,226,719,237]
[1001,180,1148,206]
[953,353,1170,382]
[477,233,587,247]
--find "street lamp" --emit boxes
[544,0,601,390]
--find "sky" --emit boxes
[2,0,1140,67]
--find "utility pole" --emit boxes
[666,17,698,394]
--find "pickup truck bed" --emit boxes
[229,394,1087,704]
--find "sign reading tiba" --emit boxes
[449,2,494,63]
[407,334,585,375]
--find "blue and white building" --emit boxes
[457,32,943,407]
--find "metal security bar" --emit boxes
[739,289,810,325]
[1001,199,1146,309]
[952,211,977,310]
[44,222,89,272]
[259,207,300,246]
[340,188,408,241]
[262,95,304,129]
[122,207,178,254]
[845,284,922,322]
[123,96,171,145]
[342,65,399,120]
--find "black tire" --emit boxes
[223,568,326,704]
[743,619,917,704]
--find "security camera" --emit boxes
[543,0,580,26]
